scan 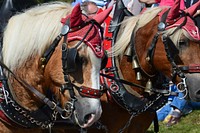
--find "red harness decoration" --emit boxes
[0,110,12,126]
[166,16,200,40]
[188,64,200,73]
[159,8,200,40]
[98,8,115,102]
[61,15,104,58]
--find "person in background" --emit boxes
[73,0,146,16]
[155,81,200,127]
[160,84,200,127]
[81,1,99,17]
[71,0,83,7]
[126,0,146,15]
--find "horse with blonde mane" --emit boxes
[0,2,112,132]
[90,0,200,132]
[53,1,200,132]
[109,0,200,102]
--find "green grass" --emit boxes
[147,110,200,133]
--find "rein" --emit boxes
[147,10,200,98]
[0,15,104,130]
[99,4,181,133]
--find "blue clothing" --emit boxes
[156,84,177,121]
[71,0,107,7]
[157,84,200,121]
[71,0,82,6]
[157,101,172,121]
[170,91,187,111]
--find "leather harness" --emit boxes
[0,16,105,130]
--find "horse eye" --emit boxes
[179,40,186,45]
[179,39,188,48]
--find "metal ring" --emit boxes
[177,82,188,99]
[50,102,57,110]
[60,109,72,119]
[110,83,119,92]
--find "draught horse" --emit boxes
[0,2,112,133]
[49,0,200,132]
[95,0,200,132]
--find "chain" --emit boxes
[5,95,56,129]
[118,93,163,133]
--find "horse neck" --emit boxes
[134,16,172,78]
[9,55,45,110]
[135,17,159,74]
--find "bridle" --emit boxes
[41,17,106,119]
[146,9,200,98]
[0,16,106,129]
[99,5,174,133]
[112,9,200,133]
[101,3,171,113]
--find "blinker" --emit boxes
[101,52,108,70]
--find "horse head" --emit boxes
[107,0,200,104]
[158,0,200,102]
[1,2,112,130]
[132,1,200,102]
[51,3,112,127]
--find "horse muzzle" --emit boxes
[185,74,200,102]
[72,97,102,128]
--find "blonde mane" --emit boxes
[3,2,72,71]
[107,6,194,57]
[107,7,164,57]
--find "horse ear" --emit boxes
[70,3,84,27]
[184,1,200,16]
[93,6,113,25]
[166,0,181,22]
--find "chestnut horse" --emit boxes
[0,2,112,133]
[52,1,166,133]
[90,0,200,133]
[16,1,200,133]
[39,1,200,133]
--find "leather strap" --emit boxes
[0,61,64,114]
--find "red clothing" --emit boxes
[156,0,185,10]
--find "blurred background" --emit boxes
[0,0,72,11]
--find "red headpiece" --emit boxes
[61,4,113,58]
[161,0,200,40]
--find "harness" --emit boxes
[99,3,180,133]
[0,15,105,131]
[147,9,200,98]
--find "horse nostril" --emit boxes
[196,90,200,95]
[84,114,94,124]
